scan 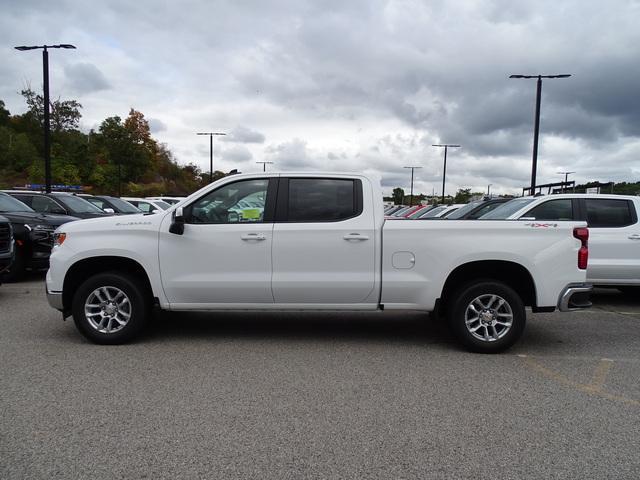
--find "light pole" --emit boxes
[487,184,492,196]
[14,44,76,193]
[432,144,460,203]
[557,171,575,193]
[403,166,422,206]
[196,132,226,182]
[510,74,571,194]
[256,161,273,172]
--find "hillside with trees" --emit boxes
[0,91,216,195]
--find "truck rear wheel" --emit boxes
[71,272,150,344]
[447,281,526,353]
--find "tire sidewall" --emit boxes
[448,281,526,353]
[72,272,149,344]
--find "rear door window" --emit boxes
[585,199,635,227]
[282,178,362,222]
[522,199,574,220]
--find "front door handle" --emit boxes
[628,234,640,240]
[343,233,369,241]
[241,233,266,241]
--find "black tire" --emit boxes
[447,281,526,353]
[2,252,26,282]
[72,272,150,344]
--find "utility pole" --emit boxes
[557,171,575,193]
[510,74,572,194]
[15,44,76,193]
[256,161,273,172]
[432,144,460,204]
[487,184,492,196]
[403,166,422,206]
[196,132,226,182]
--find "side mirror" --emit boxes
[169,207,185,235]
[152,209,162,214]
[103,208,115,214]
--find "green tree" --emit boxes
[392,187,405,205]
[454,188,472,204]
[20,88,82,132]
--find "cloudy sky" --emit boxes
[2,0,640,195]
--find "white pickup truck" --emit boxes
[46,173,592,353]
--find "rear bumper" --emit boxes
[557,283,593,312]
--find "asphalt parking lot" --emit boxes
[1,276,639,479]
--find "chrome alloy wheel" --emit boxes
[464,294,513,342]
[84,286,132,334]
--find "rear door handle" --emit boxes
[629,234,640,240]
[241,233,266,241]
[343,233,369,241]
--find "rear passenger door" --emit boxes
[581,198,639,283]
[271,177,377,305]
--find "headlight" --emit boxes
[53,232,67,247]
[24,224,55,232]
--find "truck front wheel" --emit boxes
[447,281,526,353]
[71,272,150,344]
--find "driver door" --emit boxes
[159,177,276,307]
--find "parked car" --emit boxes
[480,193,640,291]
[0,192,78,281]
[4,191,112,219]
[47,172,590,353]
[121,197,171,213]
[418,204,465,219]
[384,205,406,216]
[77,195,142,215]
[445,198,510,220]
[146,196,185,206]
[406,205,438,219]
[0,215,14,283]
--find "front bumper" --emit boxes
[47,289,64,311]
[557,283,593,312]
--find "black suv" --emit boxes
[77,194,142,215]
[0,192,78,281]
[0,215,14,283]
[6,191,112,219]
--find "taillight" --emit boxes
[573,227,589,270]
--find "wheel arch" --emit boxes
[62,256,156,312]
[439,260,537,314]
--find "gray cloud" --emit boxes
[223,125,266,144]
[220,144,253,163]
[64,62,110,94]
[147,117,167,133]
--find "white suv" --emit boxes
[481,194,640,290]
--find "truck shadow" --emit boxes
[143,310,458,348]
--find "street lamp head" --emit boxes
[15,44,77,51]
[432,144,460,148]
[510,74,572,79]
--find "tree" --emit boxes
[392,187,405,205]
[454,188,472,204]
[20,88,82,132]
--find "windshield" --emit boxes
[0,193,35,213]
[56,195,105,213]
[480,198,535,219]
[103,196,141,213]
[446,201,482,220]
[153,200,171,210]
[420,206,447,218]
